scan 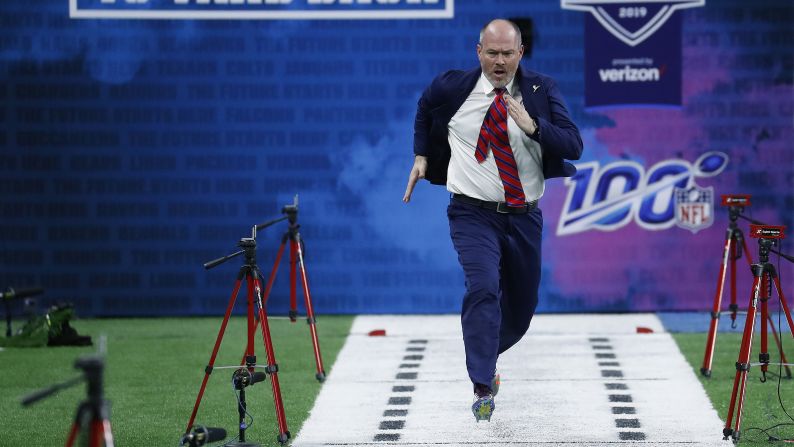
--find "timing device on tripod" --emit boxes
[722,223,794,442]
[700,195,791,378]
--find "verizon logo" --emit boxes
[598,65,662,83]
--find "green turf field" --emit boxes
[673,332,794,445]
[0,316,354,446]
[2,316,794,446]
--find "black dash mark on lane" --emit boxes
[588,337,646,442]
[388,396,412,405]
[615,418,641,428]
[608,394,632,403]
[395,372,417,380]
[619,432,646,440]
[375,340,428,442]
[379,420,405,430]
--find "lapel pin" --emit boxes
[532,84,539,93]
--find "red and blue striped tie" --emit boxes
[475,88,526,207]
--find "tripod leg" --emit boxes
[65,422,80,447]
[66,402,89,447]
[254,276,290,444]
[100,419,114,447]
[768,316,793,379]
[289,237,298,322]
[185,274,245,434]
[729,241,739,327]
[724,275,761,441]
[771,274,794,379]
[702,234,733,377]
[262,241,287,307]
[294,236,326,382]
[90,419,105,447]
[741,235,754,265]
[89,400,114,447]
[771,275,794,338]
[760,275,770,381]
[245,274,257,368]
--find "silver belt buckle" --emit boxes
[496,202,510,214]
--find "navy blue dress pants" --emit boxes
[447,197,542,387]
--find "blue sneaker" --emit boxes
[472,393,495,422]
[472,384,495,422]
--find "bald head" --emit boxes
[479,19,522,48]
[477,19,524,88]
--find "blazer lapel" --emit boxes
[434,67,481,122]
[517,68,546,120]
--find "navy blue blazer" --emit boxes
[413,66,583,186]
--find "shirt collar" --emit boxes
[479,72,516,96]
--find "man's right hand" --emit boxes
[402,155,428,203]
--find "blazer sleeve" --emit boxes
[532,78,583,161]
[413,87,432,157]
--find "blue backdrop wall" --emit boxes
[1,0,792,316]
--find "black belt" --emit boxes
[452,193,537,214]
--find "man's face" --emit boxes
[477,25,523,89]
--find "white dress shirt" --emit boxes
[446,73,544,203]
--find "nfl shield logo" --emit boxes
[561,0,705,47]
[674,185,713,233]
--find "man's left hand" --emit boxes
[505,94,536,136]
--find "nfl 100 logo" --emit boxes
[674,185,713,233]
[557,152,727,236]
[561,0,705,47]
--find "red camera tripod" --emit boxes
[722,224,794,442]
[185,221,290,445]
[701,196,753,377]
[63,356,115,447]
[258,198,326,382]
[22,346,114,446]
[701,195,791,378]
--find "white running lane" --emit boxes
[293,314,725,446]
